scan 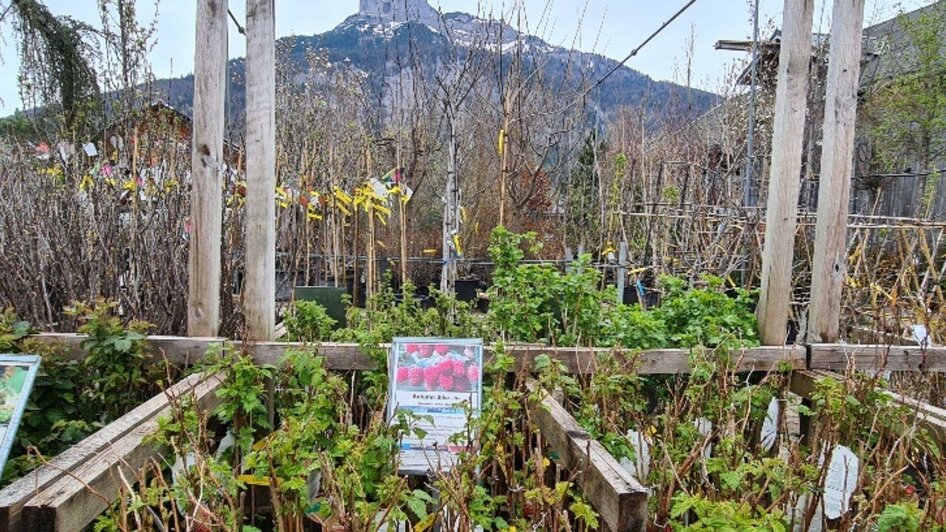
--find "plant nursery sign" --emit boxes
[0,355,40,474]
[388,338,483,474]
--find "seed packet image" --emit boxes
[388,338,483,474]
[0,355,41,474]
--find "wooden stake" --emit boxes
[756,0,814,345]
[809,0,866,342]
[244,0,276,342]
[499,94,510,227]
[365,149,376,305]
[397,144,408,287]
[187,0,228,337]
[441,104,459,294]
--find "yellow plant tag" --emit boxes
[237,474,270,486]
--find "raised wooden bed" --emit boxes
[0,372,224,532]
[5,335,946,531]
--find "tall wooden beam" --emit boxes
[188,0,228,336]
[808,0,866,342]
[756,0,814,345]
[244,0,277,341]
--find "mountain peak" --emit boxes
[358,0,439,25]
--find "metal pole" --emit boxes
[744,0,761,208]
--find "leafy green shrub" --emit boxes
[66,299,159,419]
[876,502,923,532]
[654,275,758,348]
[0,308,30,351]
[1,304,171,486]
[487,228,560,342]
[284,301,337,342]
[204,346,273,455]
[486,228,758,349]
[670,494,790,531]
[603,303,668,350]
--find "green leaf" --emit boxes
[407,496,428,519]
[720,470,742,491]
[114,338,132,353]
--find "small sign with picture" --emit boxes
[0,355,41,474]
[388,338,483,474]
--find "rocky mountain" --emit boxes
[154,0,716,125]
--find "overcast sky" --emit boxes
[0,0,935,115]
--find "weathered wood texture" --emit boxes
[243,0,277,342]
[791,370,946,442]
[30,334,805,374]
[18,373,224,532]
[526,380,648,532]
[809,343,946,372]
[188,0,228,336]
[808,0,867,342]
[0,372,208,532]
[757,0,814,345]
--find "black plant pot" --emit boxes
[455,279,480,303]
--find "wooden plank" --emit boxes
[243,0,277,342]
[757,0,814,345]
[807,0,866,342]
[525,381,643,530]
[0,373,206,532]
[29,334,805,374]
[788,370,821,400]
[31,333,226,365]
[20,373,225,532]
[501,345,805,375]
[809,344,946,372]
[188,0,228,336]
[525,379,647,532]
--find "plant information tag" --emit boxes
[388,338,483,474]
[0,354,41,475]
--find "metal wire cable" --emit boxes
[586,0,699,93]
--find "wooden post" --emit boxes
[808,0,866,342]
[756,0,814,345]
[187,0,228,336]
[244,0,276,341]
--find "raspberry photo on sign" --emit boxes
[388,338,483,474]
